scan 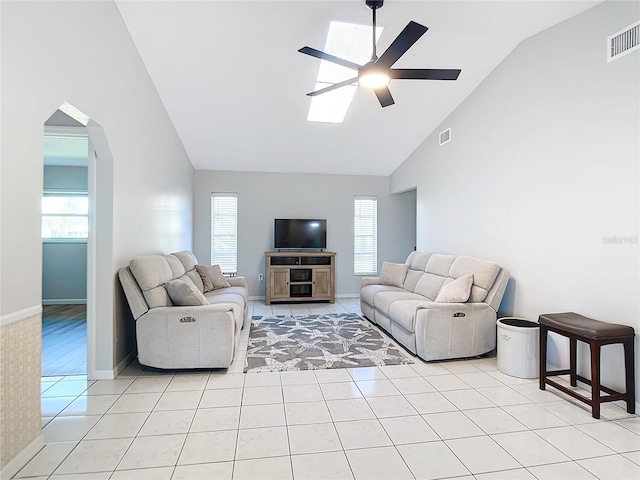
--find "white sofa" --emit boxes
[360,252,509,362]
[118,251,248,369]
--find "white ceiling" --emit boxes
[116,0,600,176]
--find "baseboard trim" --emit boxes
[248,296,265,301]
[0,305,42,328]
[0,434,45,479]
[89,369,115,380]
[115,351,137,376]
[42,299,87,305]
[89,350,137,380]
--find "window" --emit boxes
[307,21,383,123]
[41,192,88,239]
[211,193,238,273]
[354,196,377,275]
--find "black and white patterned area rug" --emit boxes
[244,313,413,373]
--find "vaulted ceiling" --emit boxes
[116,1,600,176]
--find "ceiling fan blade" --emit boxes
[390,68,461,80]
[298,47,362,71]
[374,86,395,107]
[376,21,428,69]
[307,77,359,97]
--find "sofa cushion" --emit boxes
[143,286,172,308]
[204,286,248,307]
[426,254,457,277]
[406,251,432,271]
[450,256,501,303]
[403,270,423,292]
[360,284,406,307]
[184,270,205,292]
[164,255,186,278]
[388,300,425,333]
[164,277,208,306]
[435,274,474,303]
[413,274,446,301]
[129,255,173,290]
[172,250,199,272]
[197,264,231,292]
[372,291,426,316]
[379,262,409,288]
[203,291,246,329]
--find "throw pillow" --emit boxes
[165,277,208,306]
[196,264,231,292]
[435,273,474,303]
[379,262,410,288]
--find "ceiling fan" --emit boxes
[298,0,461,108]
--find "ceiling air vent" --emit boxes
[439,128,451,146]
[607,21,639,62]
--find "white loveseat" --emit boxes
[118,251,247,369]
[360,252,509,362]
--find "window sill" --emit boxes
[42,238,88,244]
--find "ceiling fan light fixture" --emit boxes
[358,71,390,88]
[358,62,390,88]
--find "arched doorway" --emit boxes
[43,102,115,381]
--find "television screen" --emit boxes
[274,219,327,250]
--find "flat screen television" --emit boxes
[274,219,327,250]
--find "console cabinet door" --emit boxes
[312,268,331,299]
[270,268,290,299]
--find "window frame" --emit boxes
[353,195,378,275]
[210,192,238,275]
[41,190,89,243]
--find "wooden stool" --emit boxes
[539,312,635,419]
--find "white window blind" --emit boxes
[42,192,89,239]
[211,193,238,273]
[354,196,377,275]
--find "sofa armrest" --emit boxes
[142,303,241,321]
[414,302,498,361]
[136,304,239,369]
[415,301,494,313]
[226,276,247,288]
[361,277,380,288]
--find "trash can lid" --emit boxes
[498,318,539,328]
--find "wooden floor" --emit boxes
[42,304,87,377]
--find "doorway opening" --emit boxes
[41,123,89,376]
[41,102,115,380]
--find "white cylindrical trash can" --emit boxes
[497,317,539,378]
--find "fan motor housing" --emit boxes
[366,1,384,10]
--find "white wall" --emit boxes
[1,1,193,468]
[193,171,416,298]
[1,0,194,315]
[391,1,639,401]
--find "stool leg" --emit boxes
[539,325,547,391]
[590,340,601,419]
[624,337,635,414]
[570,337,578,387]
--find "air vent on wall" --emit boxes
[439,128,451,146]
[607,21,639,62]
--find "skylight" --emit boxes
[307,21,383,124]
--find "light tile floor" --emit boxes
[25,298,640,479]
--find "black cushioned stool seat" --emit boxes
[539,312,635,419]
